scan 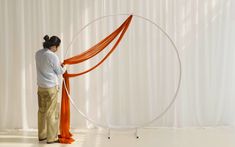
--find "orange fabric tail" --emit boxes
[58,72,74,143]
[59,15,133,144]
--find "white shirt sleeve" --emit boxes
[48,53,65,75]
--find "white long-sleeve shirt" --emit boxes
[35,48,66,88]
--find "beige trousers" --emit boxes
[37,86,59,142]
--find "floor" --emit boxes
[0,127,235,147]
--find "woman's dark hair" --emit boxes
[43,35,61,48]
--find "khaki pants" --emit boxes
[37,86,59,142]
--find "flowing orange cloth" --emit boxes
[59,15,133,144]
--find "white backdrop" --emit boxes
[0,0,235,130]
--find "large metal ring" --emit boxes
[63,13,182,129]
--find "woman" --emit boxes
[35,35,66,144]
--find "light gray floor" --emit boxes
[0,127,235,147]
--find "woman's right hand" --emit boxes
[61,63,64,67]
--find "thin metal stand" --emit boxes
[108,128,111,139]
[135,128,139,139]
[107,128,140,139]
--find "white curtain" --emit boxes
[0,0,235,130]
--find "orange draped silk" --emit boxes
[59,15,133,144]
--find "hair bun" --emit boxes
[43,35,50,41]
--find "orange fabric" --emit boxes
[59,15,132,144]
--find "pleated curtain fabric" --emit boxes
[0,0,235,130]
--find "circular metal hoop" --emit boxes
[63,13,182,129]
